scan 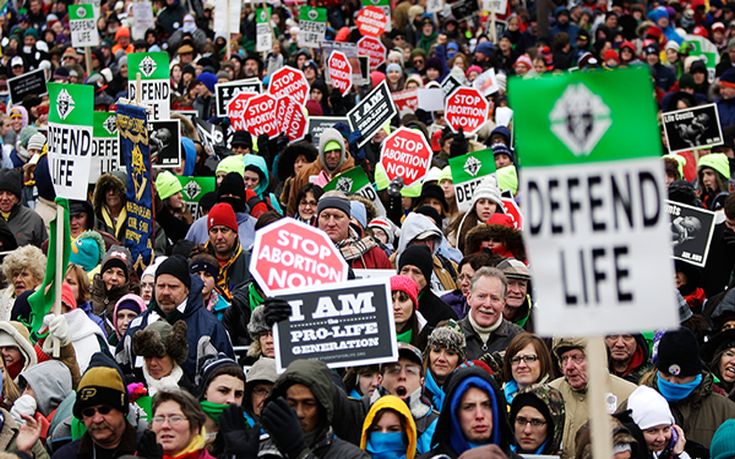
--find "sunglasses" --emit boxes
[82,405,113,418]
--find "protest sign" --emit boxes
[268,66,309,106]
[256,6,273,52]
[127,52,171,120]
[90,112,119,183]
[275,96,308,141]
[308,116,348,148]
[322,41,366,86]
[363,0,391,30]
[380,127,433,187]
[348,80,397,148]
[356,6,387,37]
[449,149,496,213]
[392,89,419,116]
[501,196,524,230]
[178,176,216,219]
[357,36,387,70]
[417,88,445,111]
[509,66,678,336]
[272,278,398,372]
[427,0,443,12]
[132,0,155,40]
[483,0,508,14]
[117,102,154,273]
[445,87,488,134]
[250,217,348,296]
[227,91,258,132]
[243,93,279,138]
[298,6,327,48]
[662,103,723,153]
[667,200,716,268]
[69,4,99,47]
[472,68,499,96]
[441,73,463,98]
[8,68,47,106]
[47,83,93,201]
[228,0,241,38]
[215,78,262,117]
[323,166,387,215]
[353,269,394,279]
[327,51,353,96]
[683,36,719,81]
[150,119,181,168]
[450,0,479,20]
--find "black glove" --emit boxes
[219,404,260,457]
[136,430,163,459]
[260,397,306,459]
[450,127,468,158]
[387,176,405,197]
[263,297,292,327]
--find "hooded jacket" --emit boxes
[0,321,37,380]
[244,153,283,214]
[359,395,417,459]
[117,274,234,376]
[93,173,127,242]
[19,360,72,418]
[509,385,565,456]
[62,308,108,374]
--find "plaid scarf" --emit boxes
[213,241,243,301]
[336,235,378,262]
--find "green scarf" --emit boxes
[200,400,229,423]
[397,328,413,344]
[248,283,265,311]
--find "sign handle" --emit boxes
[51,204,64,358]
[587,337,613,459]
[135,72,142,105]
[84,47,92,79]
[490,11,497,43]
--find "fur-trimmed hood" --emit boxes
[132,320,189,364]
[465,223,526,260]
[92,173,126,219]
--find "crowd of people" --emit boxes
[1,0,735,458]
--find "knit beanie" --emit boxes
[497,258,530,280]
[70,230,106,272]
[470,175,505,214]
[132,320,188,364]
[698,153,731,180]
[197,72,218,93]
[509,391,553,431]
[627,385,674,430]
[656,328,703,377]
[27,133,46,151]
[710,419,735,459]
[61,282,77,310]
[248,305,270,339]
[208,202,238,232]
[491,143,515,163]
[398,245,433,286]
[386,63,402,74]
[189,253,219,279]
[350,201,367,228]
[115,293,145,315]
[156,255,192,290]
[217,172,246,201]
[101,245,132,280]
[197,352,241,392]
[367,218,397,241]
[231,130,252,149]
[74,352,128,417]
[0,169,22,200]
[155,170,183,200]
[390,275,419,310]
[317,195,351,217]
[216,155,245,177]
[427,319,466,360]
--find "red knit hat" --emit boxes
[62,282,77,310]
[390,275,419,310]
[208,202,238,232]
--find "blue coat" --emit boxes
[185,211,257,249]
[717,97,735,130]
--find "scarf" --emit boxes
[397,328,413,344]
[143,363,184,396]
[163,428,207,459]
[214,242,243,301]
[248,282,264,311]
[657,372,702,402]
[468,312,503,344]
[503,379,519,404]
[424,369,445,411]
[336,236,378,262]
[153,302,185,325]
[101,205,127,239]
[366,432,407,459]
[200,400,228,423]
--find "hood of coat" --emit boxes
[19,360,73,417]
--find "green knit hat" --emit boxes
[155,171,183,200]
[216,155,245,177]
[698,153,731,180]
[711,419,735,459]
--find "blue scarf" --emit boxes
[503,379,519,404]
[510,439,549,455]
[366,432,407,459]
[657,372,702,402]
[449,377,500,455]
[424,370,445,411]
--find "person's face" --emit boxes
[153,401,193,456]
[259,331,274,357]
[145,354,175,379]
[605,335,637,364]
[693,72,706,84]
[141,275,155,303]
[620,48,633,62]
[304,67,316,80]
[82,405,127,448]
[718,347,735,383]
[296,54,307,68]
[244,60,259,77]
[468,275,505,327]
[310,88,323,102]
[293,155,309,175]
[370,410,402,433]
[721,84,735,100]
[505,278,528,309]
[458,263,475,298]
[285,383,320,433]
[208,226,237,257]
[70,212,89,237]
[475,198,498,221]
[198,272,215,297]
[458,387,493,443]
[399,264,427,291]
[12,268,39,296]
[105,188,122,209]
[102,267,126,291]
[243,170,260,190]
[514,406,548,452]
[412,56,424,70]
[65,271,81,300]
[298,191,317,220]
[381,357,423,400]
[666,48,678,63]
[155,274,189,314]
[318,209,350,242]
[387,69,402,84]
[0,190,18,213]
[358,371,381,396]
[533,60,546,74]
[511,343,542,386]
[206,374,245,405]
[643,424,672,452]
[440,179,455,200]
[24,35,35,48]
[392,291,414,326]
[116,309,138,336]
[426,67,440,81]
[422,197,444,216]
[560,348,588,390]
[324,148,341,170]
[429,345,460,381]
[1,346,22,369]
[250,382,272,416]
[495,154,512,168]
[646,53,659,66]
[702,168,718,190]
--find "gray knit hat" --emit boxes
[427,319,466,361]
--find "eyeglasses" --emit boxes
[81,406,113,418]
[252,387,271,397]
[511,354,538,365]
[515,416,546,428]
[152,415,188,426]
[299,199,317,207]
[384,364,421,376]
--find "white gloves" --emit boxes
[42,314,71,354]
[10,394,37,425]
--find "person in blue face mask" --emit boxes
[649,328,735,448]
[359,395,417,459]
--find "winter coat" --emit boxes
[244,153,283,214]
[440,290,468,319]
[185,211,257,249]
[5,203,47,247]
[718,96,735,130]
[63,308,109,373]
[549,371,637,458]
[418,288,458,328]
[701,223,735,297]
[92,174,127,242]
[52,421,139,459]
[117,274,234,375]
[0,407,50,459]
[19,360,72,418]
[459,315,523,361]
[222,281,255,347]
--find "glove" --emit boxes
[263,297,292,327]
[136,430,163,459]
[450,127,468,158]
[260,397,306,459]
[387,176,405,197]
[10,394,37,425]
[43,314,71,350]
[219,404,260,457]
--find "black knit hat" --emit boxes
[398,245,434,286]
[417,184,448,212]
[156,255,192,290]
[196,352,241,395]
[656,328,703,377]
[0,168,22,200]
[231,130,252,149]
[317,195,351,217]
[509,391,553,430]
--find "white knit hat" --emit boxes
[470,174,505,214]
[27,133,46,152]
[628,385,675,430]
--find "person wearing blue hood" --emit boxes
[648,6,683,44]
[243,153,283,215]
[421,366,520,458]
[550,7,579,44]
[193,71,218,121]
[473,41,495,70]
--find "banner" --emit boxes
[323,166,387,215]
[47,83,94,200]
[667,200,716,267]
[441,74,463,97]
[449,149,497,213]
[308,116,348,148]
[273,278,398,372]
[298,6,327,48]
[69,4,99,47]
[347,80,397,148]
[132,0,154,40]
[178,176,216,219]
[116,103,154,273]
[509,67,678,335]
[8,68,47,106]
[128,52,171,120]
[661,103,723,153]
[90,112,119,184]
